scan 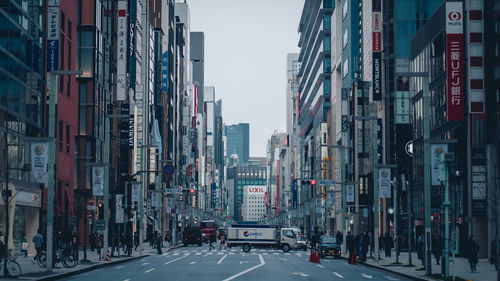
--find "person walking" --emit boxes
[384,233,393,257]
[89,231,96,251]
[32,229,43,264]
[219,232,226,250]
[467,235,480,272]
[417,234,425,266]
[432,231,443,265]
[96,234,103,260]
[347,232,356,264]
[336,231,343,245]
[21,232,28,257]
[209,233,215,250]
[134,232,140,251]
[156,234,162,255]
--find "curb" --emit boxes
[34,244,183,280]
[339,255,431,281]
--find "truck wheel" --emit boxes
[242,244,251,252]
[282,244,290,252]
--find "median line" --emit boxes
[164,253,191,265]
[144,268,155,273]
[222,254,265,281]
[217,254,228,264]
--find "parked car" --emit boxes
[318,236,341,258]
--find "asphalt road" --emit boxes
[67,244,410,281]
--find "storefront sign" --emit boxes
[31,142,48,184]
[116,0,128,101]
[15,190,41,207]
[372,52,382,100]
[131,182,140,203]
[346,184,354,202]
[115,194,124,223]
[161,51,168,92]
[446,1,464,121]
[431,144,448,185]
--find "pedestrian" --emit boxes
[432,231,443,265]
[21,232,28,257]
[156,234,162,255]
[361,232,369,262]
[347,232,356,264]
[134,232,140,251]
[467,235,480,272]
[96,234,103,260]
[336,231,343,245]
[417,234,424,266]
[89,231,96,251]
[209,233,215,250]
[219,232,226,250]
[384,233,393,257]
[32,229,43,264]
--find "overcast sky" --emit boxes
[188,0,304,157]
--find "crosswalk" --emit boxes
[165,248,306,258]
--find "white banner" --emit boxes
[92,166,104,196]
[346,184,354,203]
[131,182,140,203]
[431,144,448,185]
[378,168,392,198]
[31,142,48,184]
[116,0,128,100]
[151,191,161,208]
[115,194,124,223]
[328,193,335,206]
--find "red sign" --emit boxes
[248,187,265,193]
[372,32,382,52]
[446,2,464,121]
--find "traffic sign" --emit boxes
[317,179,336,186]
[162,164,175,176]
[95,219,105,230]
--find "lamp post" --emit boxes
[46,70,82,272]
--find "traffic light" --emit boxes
[190,188,195,194]
[310,179,316,185]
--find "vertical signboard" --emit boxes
[116,1,128,101]
[31,142,48,184]
[346,184,355,203]
[396,76,410,124]
[131,182,141,204]
[161,52,168,92]
[377,118,383,164]
[92,166,104,196]
[47,0,59,72]
[378,168,391,198]
[431,144,448,185]
[115,194,124,223]
[372,0,382,100]
[446,2,464,121]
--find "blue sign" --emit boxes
[377,118,383,163]
[162,164,175,176]
[47,40,59,72]
[161,52,168,92]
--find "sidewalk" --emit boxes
[0,243,182,280]
[342,250,497,281]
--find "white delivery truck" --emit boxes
[226,224,297,252]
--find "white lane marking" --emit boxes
[273,253,279,255]
[162,253,169,256]
[144,268,155,273]
[217,254,228,264]
[222,254,266,281]
[114,265,125,269]
[229,252,235,255]
[361,273,373,279]
[278,258,288,261]
[123,279,131,281]
[190,261,197,264]
[262,252,268,255]
[251,253,257,255]
[317,264,325,268]
[384,277,399,281]
[164,253,191,265]
[239,261,249,264]
[292,272,309,277]
[285,253,291,256]
[333,272,344,278]
[172,253,180,256]
[142,262,150,266]
[195,252,202,255]
[217,252,224,255]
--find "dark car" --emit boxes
[183,227,203,247]
[319,236,341,258]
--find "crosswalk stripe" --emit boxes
[384,277,399,280]
[285,253,291,255]
[333,272,344,278]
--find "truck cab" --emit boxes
[280,228,298,252]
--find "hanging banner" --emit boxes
[346,184,355,202]
[316,198,322,214]
[46,1,59,72]
[31,142,48,184]
[115,194,124,223]
[431,144,448,185]
[328,193,335,206]
[166,197,173,213]
[378,168,391,198]
[116,0,128,101]
[131,182,141,203]
[92,166,104,196]
[298,205,304,218]
[446,1,464,121]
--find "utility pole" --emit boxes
[423,75,432,276]
[440,152,452,277]
[373,110,380,262]
[393,177,399,264]
[103,116,110,250]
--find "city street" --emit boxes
[67,244,408,281]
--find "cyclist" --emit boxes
[32,229,44,264]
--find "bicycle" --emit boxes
[37,245,78,268]
[0,249,21,277]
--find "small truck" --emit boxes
[226,224,298,252]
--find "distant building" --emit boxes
[242,186,267,222]
[225,123,250,164]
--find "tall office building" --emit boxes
[225,123,250,165]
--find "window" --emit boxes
[58,121,63,151]
[78,30,95,78]
[66,124,70,153]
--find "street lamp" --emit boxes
[46,70,82,272]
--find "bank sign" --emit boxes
[446,1,464,121]
[46,3,59,72]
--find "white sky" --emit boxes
[188,0,304,157]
